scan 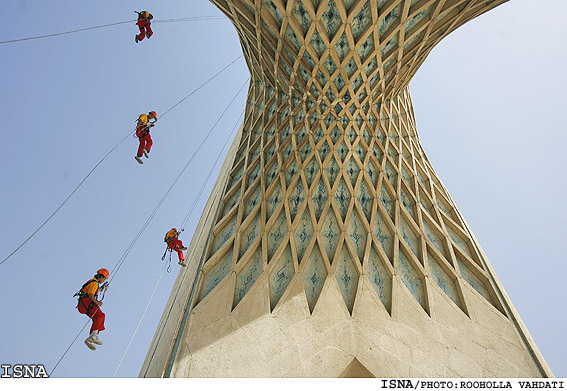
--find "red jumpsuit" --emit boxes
[78,296,106,334]
[136,125,153,157]
[136,17,153,42]
[168,238,185,262]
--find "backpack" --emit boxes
[137,11,153,21]
[164,228,178,242]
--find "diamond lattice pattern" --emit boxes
[196,0,506,316]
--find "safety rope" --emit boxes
[0,131,131,267]
[113,261,168,378]
[0,17,224,45]
[0,55,243,268]
[49,321,90,376]
[179,109,245,230]
[49,77,249,376]
[160,56,243,119]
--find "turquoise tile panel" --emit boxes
[345,157,360,186]
[334,177,351,221]
[335,246,359,313]
[385,160,397,187]
[457,257,494,305]
[265,140,277,162]
[322,0,342,38]
[285,158,299,187]
[402,165,412,185]
[368,246,392,312]
[281,139,293,162]
[330,126,341,144]
[447,226,473,257]
[285,24,302,51]
[366,159,378,188]
[269,245,294,310]
[265,159,279,187]
[318,140,331,162]
[405,9,428,35]
[401,188,416,220]
[357,180,372,222]
[310,29,326,57]
[351,0,371,40]
[399,251,426,309]
[379,5,399,38]
[222,189,240,219]
[199,246,233,303]
[313,126,324,144]
[212,215,237,254]
[419,194,434,217]
[334,32,350,62]
[347,210,367,262]
[243,185,261,220]
[268,211,288,260]
[400,218,419,260]
[302,245,328,312]
[292,0,311,34]
[240,213,261,257]
[295,207,314,262]
[355,143,366,162]
[289,179,306,221]
[230,163,244,189]
[423,219,445,256]
[436,196,452,215]
[374,211,393,261]
[337,141,349,162]
[266,181,283,220]
[326,156,340,187]
[264,1,283,27]
[381,33,398,58]
[428,253,459,307]
[311,178,328,221]
[304,158,319,188]
[379,185,395,222]
[234,246,263,307]
[321,209,340,262]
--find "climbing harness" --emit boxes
[133,123,154,138]
[73,279,109,314]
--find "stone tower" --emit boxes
[141,0,552,377]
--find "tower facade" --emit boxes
[141,0,552,377]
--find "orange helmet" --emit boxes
[97,268,109,279]
[149,111,157,120]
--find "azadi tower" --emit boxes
[141,0,552,377]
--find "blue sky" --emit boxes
[0,0,565,379]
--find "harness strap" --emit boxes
[137,125,150,138]
[85,299,96,316]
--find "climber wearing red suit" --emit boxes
[134,111,156,164]
[165,228,188,267]
[135,11,153,43]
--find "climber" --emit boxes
[135,111,157,164]
[135,11,153,43]
[165,228,188,267]
[75,268,109,351]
